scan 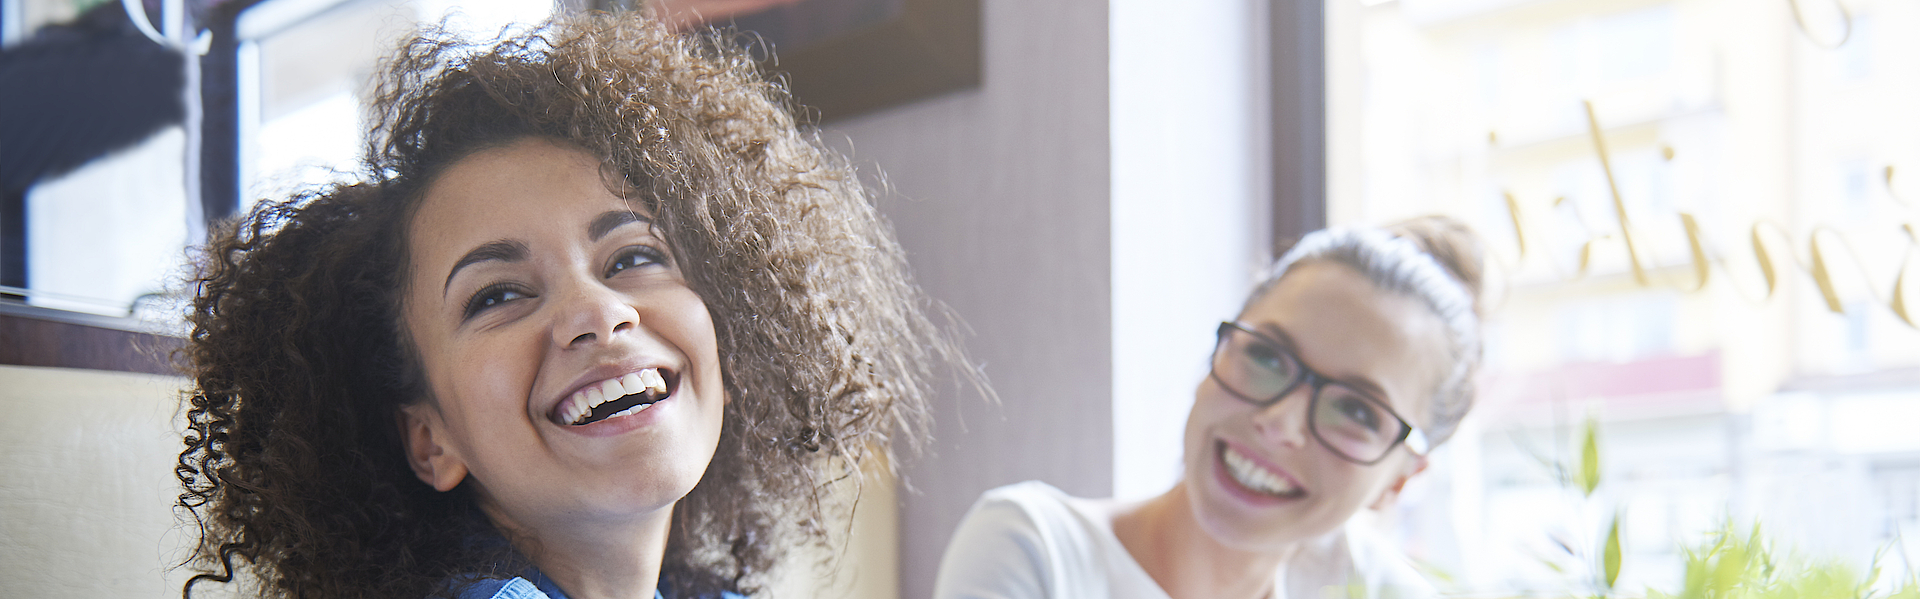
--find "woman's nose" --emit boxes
[1250,385,1314,449]
[551,278,639,348]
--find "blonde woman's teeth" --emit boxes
[1222,445,1302,497]
[560,368,671,425]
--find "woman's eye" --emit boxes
[606,246,668,277]
[1244,343,1287,372]
[463,285,530,319]
[1334,396,1382,432]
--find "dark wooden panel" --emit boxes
[770,0,981,123]
[2,187,24,292]
[0,309,183,375]
[1270,0,1327,252]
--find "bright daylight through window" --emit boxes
[1330,0,1920,594]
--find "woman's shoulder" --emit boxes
[947,481,1080,542]
[934,481,1167,599]
[1284,518,1437,599]
[958,481,1115,550]
[975,480,1079,511]
[1343,518,1437,598]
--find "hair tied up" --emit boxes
[1247,215,1485,447]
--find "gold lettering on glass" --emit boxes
[1495,102,1920,329]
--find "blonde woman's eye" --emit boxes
[463,284,532,320]
[1332,394,1383,432]
[607,246,668,277]
[1244,342,1288,372]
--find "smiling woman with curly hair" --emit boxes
[175,12,958,599]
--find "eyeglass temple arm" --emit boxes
[1403,427,1431,456]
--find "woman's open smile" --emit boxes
[1215,439,1308,502]
[552,366,673,427]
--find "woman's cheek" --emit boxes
[1182,382,1232,473]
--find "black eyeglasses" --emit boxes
[1209,322,1429,465]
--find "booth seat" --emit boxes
[0,364,207,598]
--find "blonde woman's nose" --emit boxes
[1250,385,1314,449]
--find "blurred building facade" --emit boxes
[1327,0,1920,592]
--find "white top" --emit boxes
[932,481,1436,599]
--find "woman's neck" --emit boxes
[485,503,675,599]
[1111,483,1298,599]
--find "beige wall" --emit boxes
[822,0,1117,595]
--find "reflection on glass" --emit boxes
[244,0,554,207]
[1334,0,1920,593]
[26,128,189,317]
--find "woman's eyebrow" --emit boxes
[442,240,528,296]
[1336,373,1391,402]
[1254,322,1301,354]
[588,210,652,241]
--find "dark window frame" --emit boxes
[1270,0,1327,252]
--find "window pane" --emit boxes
[244,0,554,207]
[1332,0,1920,592]
[26,127,189,316]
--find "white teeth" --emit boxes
[559,368,669,425]
[606,402,653,419]
[640,369,667,395]
[1222,445,1302,497]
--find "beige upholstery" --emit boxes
[0,365,197,598]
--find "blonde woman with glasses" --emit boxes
[935,217,1485,599]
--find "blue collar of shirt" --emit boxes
[456,569,730,599]
[447,533,737,599]
[452,570,666,599]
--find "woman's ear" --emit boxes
[399,404,470,492]
[1369,454,1430,511]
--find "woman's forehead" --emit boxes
[414,141,643,232]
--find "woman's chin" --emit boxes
[1183,465,1333,551]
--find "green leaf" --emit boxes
[1580,417,1602,496]
[1539,556,1569,574]
[1604,512,1623,590]
[1889,577,1920,599]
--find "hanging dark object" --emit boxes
[0,1,189,194]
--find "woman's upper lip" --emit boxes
[549,360,678,413]
[1219,437,1307,492]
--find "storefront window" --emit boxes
[1331,0,1920,592]
[242,0,552,209]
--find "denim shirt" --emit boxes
[453,570,606,599]
[453,569,740,599]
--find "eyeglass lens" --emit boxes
[1212,324,1405,463]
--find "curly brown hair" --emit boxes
[176,13,955,599]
